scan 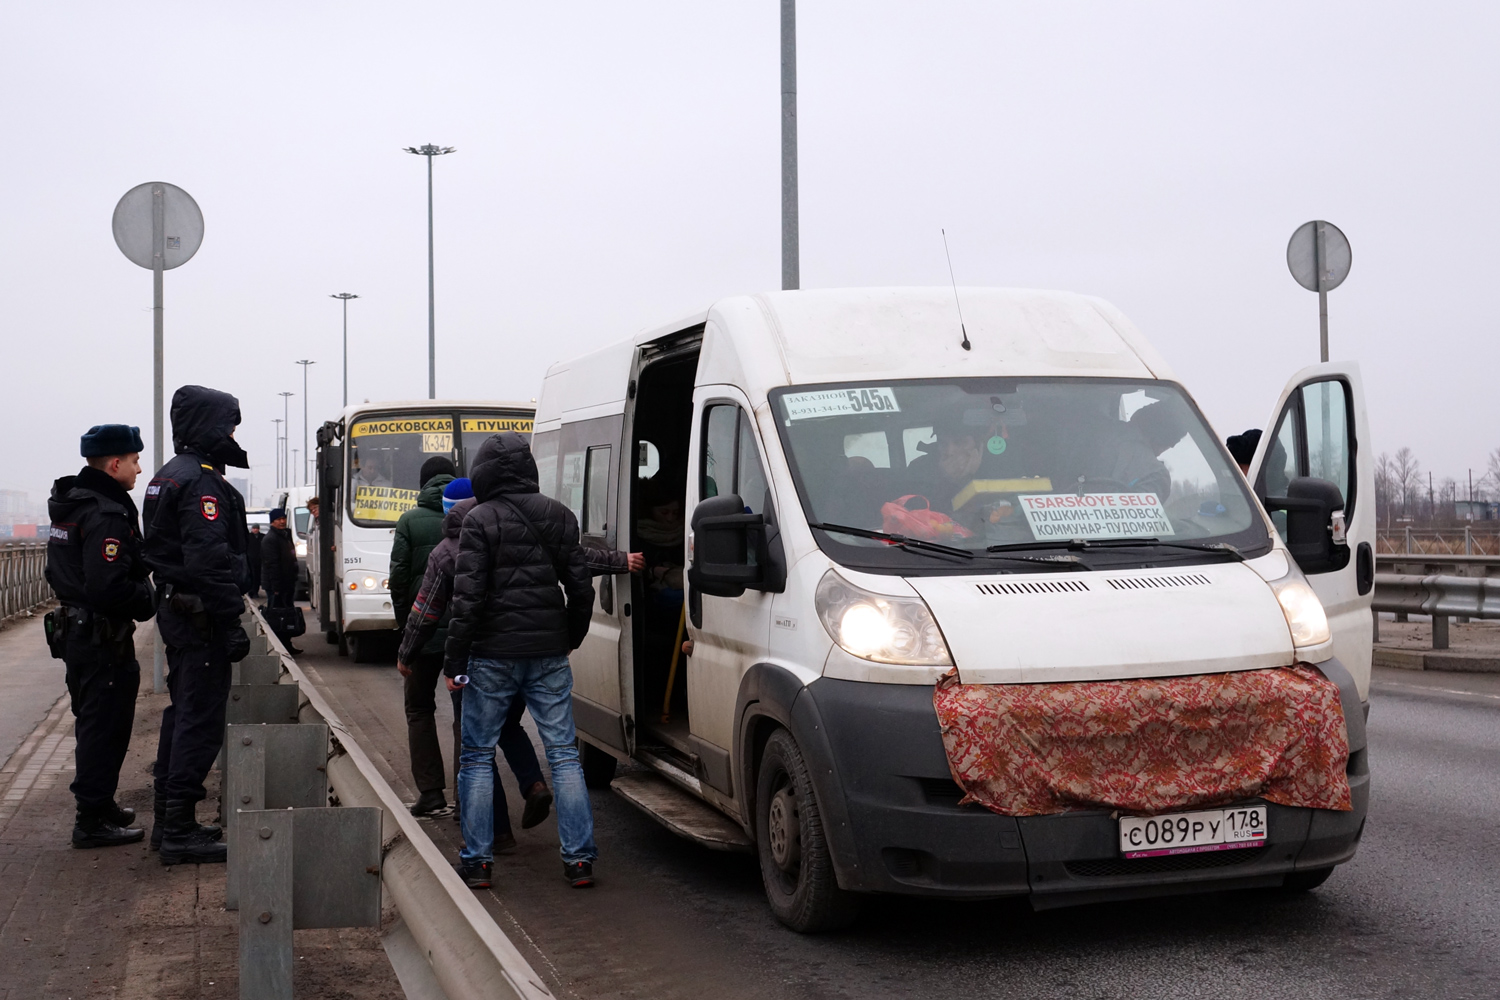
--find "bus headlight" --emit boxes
[1268,569,1330,648]
[815,570,953,666]
[294,539,307,558]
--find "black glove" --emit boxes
[224,624,252,663]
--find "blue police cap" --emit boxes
[80,424,145,458]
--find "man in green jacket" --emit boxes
[390,456,457,814]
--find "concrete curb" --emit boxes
[246,601,555,1000]
[1373,645,1500,673]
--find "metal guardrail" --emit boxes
[1377,552,1500,578]
[1372,573,1500,621]
[0,541,49,619]
[246,599,553,1000]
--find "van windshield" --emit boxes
[769,378,1271,572]
[347,412,456,526]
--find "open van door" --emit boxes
[1248,362,1375,694]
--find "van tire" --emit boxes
[578,739,617,788]
[755,729,859,933]
[1282,866,1335,892]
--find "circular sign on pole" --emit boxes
[1286,220,1351,292]
[112,182,204,270]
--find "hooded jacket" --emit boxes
[444,433,593,670]
[390,472,455,625]
[45,465,155,624]
[397,496,474,663]
[142,385,250,623]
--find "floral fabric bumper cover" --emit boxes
[933,665,1352,817]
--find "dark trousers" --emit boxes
[153,606,234,804]
[405,652,452,794]
[266,586,293,609]
[64,633,140,814]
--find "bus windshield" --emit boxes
[347,413,456,526]
[769,378,1271,571]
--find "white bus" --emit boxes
[312,400,534,661]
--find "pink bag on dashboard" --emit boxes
[881,495,973,542]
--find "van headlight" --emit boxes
[1268,567,1331,648]
[815,570,953,666]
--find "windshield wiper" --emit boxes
[811,522,1083,568]
[987,538,1245,561]
[809,522,973,559]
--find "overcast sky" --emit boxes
[3,2,1496,507]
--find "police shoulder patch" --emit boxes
[201,495,220,521]
[102,538,122,562]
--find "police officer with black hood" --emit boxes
[45,424,156,848]
[142,386,253,865]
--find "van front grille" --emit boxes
[976,580,1090,596]
[1104,573,1211,592]
[1065,845,1265,878]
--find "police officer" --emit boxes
[142,386,253,866]
[44,424,156,848]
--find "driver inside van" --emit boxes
[901,415,1015,519]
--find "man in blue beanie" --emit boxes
[45,424,156,848]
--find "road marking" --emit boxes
[1372,680,1500,704]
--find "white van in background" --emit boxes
[537,287,1373,931]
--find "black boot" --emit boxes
[150,791,221,851]
[107,801,136,826]
[72,804,145,849]
[159,799,228,866]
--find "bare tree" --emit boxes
[1375,452,1396,527]
[1392,447,1421,521]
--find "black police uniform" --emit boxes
[45,461,155,847]
[142,385,253,865]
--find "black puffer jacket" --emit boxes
[444,432,593,671]
[261,525,297,595]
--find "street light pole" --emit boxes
[781,0,799,291]
[296,360,315,485]
[403,144,456,399]
[329,293,358,407]
[279,392,294,491]
[272,418,283,489]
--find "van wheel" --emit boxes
[1283,866,1335,892]
[578,739,617,789]
[755,729,859,933]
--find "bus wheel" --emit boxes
[578,738,617,789]
[325,628,339,645]
[755,729,859,933]
[337,626,349,657]
[349,634,373,663]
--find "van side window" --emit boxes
[584,446,610,535]
[701,403,770,515]
[533,430,560,500]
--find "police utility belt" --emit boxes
[43,606,134,660]
[160,582,215,639]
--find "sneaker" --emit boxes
[409,790,448,817]
[455,860,492,889]
[564,860,595,888]
[521,782,553,830]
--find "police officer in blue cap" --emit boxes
[45,424,156,848]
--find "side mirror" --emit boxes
[689,495,761,598]
[1264,477,1350,575]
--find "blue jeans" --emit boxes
[458,655,596,866]
[449,687,545,838]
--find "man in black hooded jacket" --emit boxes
[45,424,156,848]
[445,432,597,888]
[141,385,253,865]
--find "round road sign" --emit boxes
[1286,220,1351,292]
[112,182,204,270]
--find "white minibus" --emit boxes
[538,287,1373,931]
[312,400,534,661]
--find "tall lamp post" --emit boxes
[272,419,284,489]
[402,144,456,399]
[329,293,358,407]
[296,359,315,485]
[781,0,799,290]
[278,392,294,492]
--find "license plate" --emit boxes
[1119,805,1267,859]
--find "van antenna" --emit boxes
[941,229,972,351]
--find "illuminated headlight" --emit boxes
[294,539,307,558]
[815,570,953,666]
[1268,569,1331,648]
[362,576,377,590]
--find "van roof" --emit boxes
[538,287,1176,425]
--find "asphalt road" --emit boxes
[297,628,1500,1000]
